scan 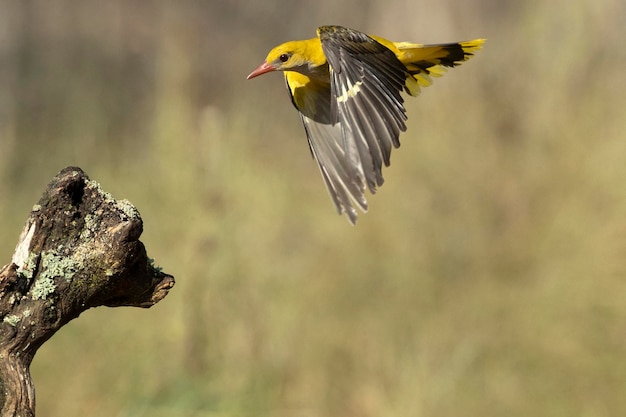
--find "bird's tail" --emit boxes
[397,39,485,96]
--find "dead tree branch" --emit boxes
[0,167,175,417]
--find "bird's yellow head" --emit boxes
[247,39,324,79]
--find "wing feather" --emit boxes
[301,114,367,225]
[286,72,368,224]
[319,26,410,195]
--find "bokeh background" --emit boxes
[1,0,626,416]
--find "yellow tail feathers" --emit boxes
[399,39,485,96]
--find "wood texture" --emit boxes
[0,167,174,416]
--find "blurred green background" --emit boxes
[1,0,626,416]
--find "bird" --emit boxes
[247,25,484,224]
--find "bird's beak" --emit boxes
[247,62,275,79]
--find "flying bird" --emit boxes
[248,25,484,224]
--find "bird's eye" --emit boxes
[279,53,290,63]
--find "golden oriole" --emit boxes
[248,25,484,224]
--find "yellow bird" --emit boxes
[248,25,484,224]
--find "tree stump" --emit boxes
[0,167,175,417]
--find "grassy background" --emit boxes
[1,0,626,416]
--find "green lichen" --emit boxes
[17,252,39,281]
[41,251,82,282]
[31,276,55,300]
[116,199,139,220]
[31,250,86,300]
[86,178,114,202]
[3,314,20,327]
[147,257,163,274]
[85,179,139,221]
[80,214,95,240]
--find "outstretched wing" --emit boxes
[286,72,368,225]
[318,25,411,194]
[300,115,367,224]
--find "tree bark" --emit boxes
[0,167,175,417]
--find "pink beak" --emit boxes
[247,62,276,79]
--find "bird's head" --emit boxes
[247,40,321,79]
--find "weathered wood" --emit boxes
[0,167,174,417]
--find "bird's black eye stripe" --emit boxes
[279,53,290,62]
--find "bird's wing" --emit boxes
[286,72,367,225]
[301,114,367,225]
[318,25,410,193]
